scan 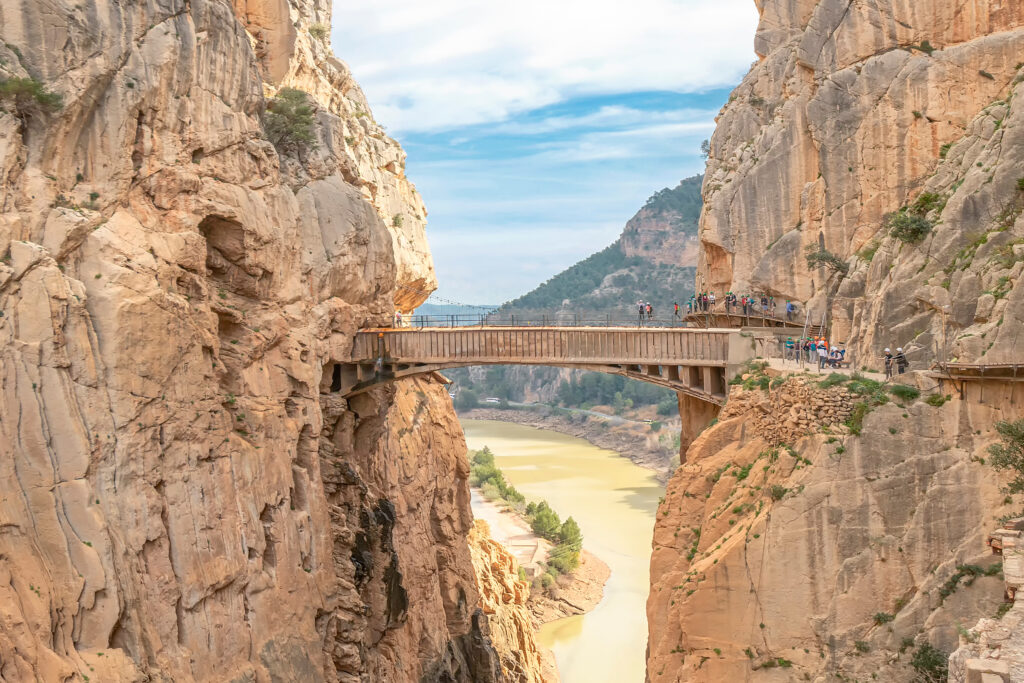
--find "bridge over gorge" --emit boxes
[328,326,757,406]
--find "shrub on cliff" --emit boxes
[910,642,948,682]
[886,209,933,244]
[988,419,1024,494]
[263,88,317,154]
[0,76,62,119]
[805,245,849,275]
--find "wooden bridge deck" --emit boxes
[331,326,756,405]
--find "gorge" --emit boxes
[2,1,1024,683]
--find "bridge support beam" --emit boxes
[677,393,721,463]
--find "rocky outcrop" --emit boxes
[648,372,1023,681]
[620,175,703,268]
[468,520,549,683]
[697,0,1024,366]
[0,1,495,682]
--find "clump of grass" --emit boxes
[308,23,329,41]
[890,384,920,402]
[0,76,63,118]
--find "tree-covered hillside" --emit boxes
[499,175,702,319]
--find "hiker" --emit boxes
[816,338,828,369]
[647,302,654,320]
[761,295,769,315]
[394,310,403,327]
[674,301,680,319]
[894,347,908,375]
[828,347,844,368]
[709,291,716,310]
[769,296,776,316]
[784,337,795,362]
[637,300,646,326]
[686,298,693,314]
[786,300,795,321]
[724,293,732,314]
[882,348,894,379]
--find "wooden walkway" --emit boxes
[329,327,755,405]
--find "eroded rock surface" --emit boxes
[697,0,1024,366]
[0,2,501,682]
[648,373,1023,681]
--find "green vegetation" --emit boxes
[924,393,950,407]
[910,643,948,682]
[858,240,880,262]
[262,88,317,154]
[0,76,63,118]
[938,563,1002,601]
[555,371,674,410]
[769,485,788,501]
[939,142,953,159]
[499,175,701,318]
[453,388,479,411]
[854,640,870,653]
[889,384,920,402]
[873,612,894,625]
[805,245,848,275]
[308,23,329,40]
[988,419,1024,494]
[886,211,933,243]
[472,447,583,580]
[916,40,935,55]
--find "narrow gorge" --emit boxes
[2,1,1024,682]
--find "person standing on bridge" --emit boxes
[647,302,654,320]
[786,300,795,321]
[674,301,680,320]
[709,291,716,310]
[637,300,646,326]
[769,296,776,317]
[687,298,693,315]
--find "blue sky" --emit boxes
[332,0,760,304]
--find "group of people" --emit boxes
[682,292,800,321]
[783,337,846,369]
[882,347,909,378]
[636,300,655,324]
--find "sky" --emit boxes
[332,0,760,305]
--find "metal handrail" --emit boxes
[395,314,699,329]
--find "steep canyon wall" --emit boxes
[698,0,1024,366]
[0,1,533,681]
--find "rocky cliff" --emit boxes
[0,1,523,681]
[698,0,1024,366]
[648,370,1021,681]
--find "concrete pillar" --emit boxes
[677,393,721,464]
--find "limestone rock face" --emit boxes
[0,2,490,682]
[468,520,549,683]
[647,375,1023,682]
[697,0,1024,365]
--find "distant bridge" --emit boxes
[329,326,755,405]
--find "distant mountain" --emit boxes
[415,302,497,318]
[499,175,702,319]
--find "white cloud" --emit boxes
[332,0,759,132]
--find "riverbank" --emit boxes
[470,489,610,620]
[461,406,677,479]
[471,488,610,683]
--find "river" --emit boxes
[462,419,662,683]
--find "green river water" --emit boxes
[462,419,662,683]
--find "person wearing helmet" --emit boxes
[894,347,908,375]
[882,348,894,379]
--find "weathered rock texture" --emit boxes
[468,520,548,683]
[0,1,512,682]
[648,373,1023,681]
[697,0,1024,367]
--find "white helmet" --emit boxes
[884,348,891,353]
[896,347,903,352]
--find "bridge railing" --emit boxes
[397,314,696,329]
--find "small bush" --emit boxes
[309,23,329,41]
[917,40,935,55]
[769,485,788,501]
[1017,177,1024,192]
[0,76,63,118]
[911,643,948,682]
[818,373,847,389]
[805,245,849,274]
[873,612,894,625]
[854,640,870,653]
[924,393,950,407]
[886,210,933,243]
[890,384,920,402]
[979,69,995,80]
[858,241,880,262]
[262,87,317,154]
[988,419,1024,494]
